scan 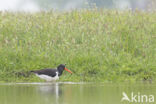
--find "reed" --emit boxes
[0,10,155,82]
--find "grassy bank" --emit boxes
[0,10,155,82]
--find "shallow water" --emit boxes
[0,82,155,104]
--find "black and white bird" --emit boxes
[31,64,72,81]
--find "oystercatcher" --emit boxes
[31,64,72,81]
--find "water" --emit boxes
[0,82,155,104]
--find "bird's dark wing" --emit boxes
[32,69,57,77]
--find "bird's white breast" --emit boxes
[35,72,59,81]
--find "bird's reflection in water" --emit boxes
[36,83,63,104]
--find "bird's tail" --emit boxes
[30,71,35,73]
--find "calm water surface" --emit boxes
[0,82,155,104]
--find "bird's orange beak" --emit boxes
[64,67,72,74]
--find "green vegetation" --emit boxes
[0,10,155,82]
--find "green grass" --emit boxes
[0,10,156,82]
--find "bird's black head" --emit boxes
[57,64,72,76]
[57,64,66,70]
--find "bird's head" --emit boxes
[57,64,72,74]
